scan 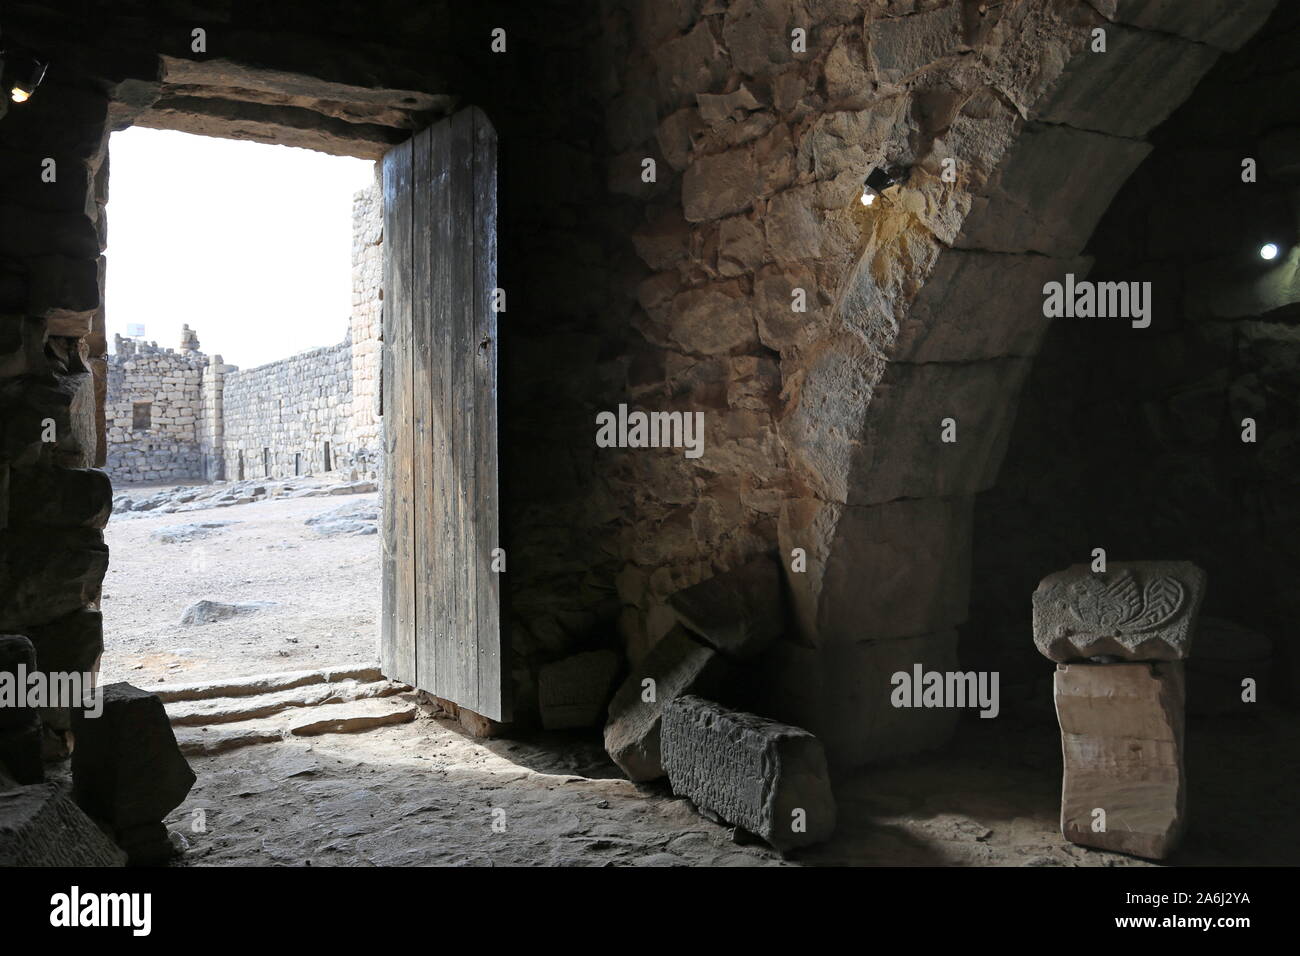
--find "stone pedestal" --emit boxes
[1034,561,1204,860]
[1055,661,1186,859]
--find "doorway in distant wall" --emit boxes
[99,126,386,688]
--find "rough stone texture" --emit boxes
[1055,661,1187,860]
[105,182,382,484]
[603,626,729,782]
[179,599,276,625]
[538,650,622,730]
[104,335,206,482]
[0,636,42,784]
[0,783,125,866]
[0,0,1280,777]
[969,3,1300,710]
[0,633,37,730]
[1033,562,1207,662]
[71,682,196,835]
[662,694,835,851]
[753,630,961,769]
[667,552,785,659]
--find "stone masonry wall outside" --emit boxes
[103,184,383,484]
[103,336,205,482]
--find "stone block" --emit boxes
[71,682,196,831]
[894,250,1093,363]
[668,552,785,659]
[781,496,973,648]
[1035,25,1219,138]
[867,4,967,84]
[956,123,1151,258]
[0,783,125,866]
[7,465,113,530]
[25,609,103,736]
[1033,561,1207,662]
[1055,661,1186,859]
[0,528,109,630]
[752,630,961,769]
[0,719,42,784]
[603,625,729,782]
[0,633,36,730]
[538,649,622,730]
[846,357,1031,505]
[1103,0,1277,51]
[682,147,760,222]
[662,695,835,851]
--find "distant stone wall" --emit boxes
[350,178,382,452]
[103,336,205,482]
[220,337,359,479]
[104,183,383,484]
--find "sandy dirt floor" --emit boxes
[101,484,380,688]
[156,707,1300,867]
[96,480,1300,866]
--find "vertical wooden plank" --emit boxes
[448,108,476,711]
[411,123,434,695]
[471,107,506,720]
[380,138,417,685]
[426,117,456,702]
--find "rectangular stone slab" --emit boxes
[538,649,622,730]
[1055,661,1186,860]
[661,694,836,852]
[1034,561,1206,662]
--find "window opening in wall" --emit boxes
[323,441,332,472]
[99,125,382,689]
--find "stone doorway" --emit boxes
[97,125,383,692]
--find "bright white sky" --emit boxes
[105,127,375,369]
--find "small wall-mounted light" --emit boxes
[860,167,896,207]
[1259,242,1281,261]
[2,51,48,104]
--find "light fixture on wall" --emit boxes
[1259,241,1281,261]
[1,49,47,103]
[860,166,910,207]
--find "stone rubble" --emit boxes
[662,694,836,852]
[71,682,197,864]
[603,625,729,782]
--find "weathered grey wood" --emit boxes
[448,108,476,714]
[471,107,505,720]
[380,138,416,686]
[383,107,505,720]
[412,115,439,696]
[424,114,453,703]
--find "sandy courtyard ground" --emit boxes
[101,483,380,687]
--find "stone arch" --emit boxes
[753,0,1279,767]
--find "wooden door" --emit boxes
[380,106,507,720]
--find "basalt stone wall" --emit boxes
[0,0,1281,773]
[220,336,364,479]
[103,335,205,482]
[968,0,1300,709]
[592,0,1275,767]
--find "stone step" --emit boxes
[147,663,385,703]
[166,679,410,727]
[173,694,417,756]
